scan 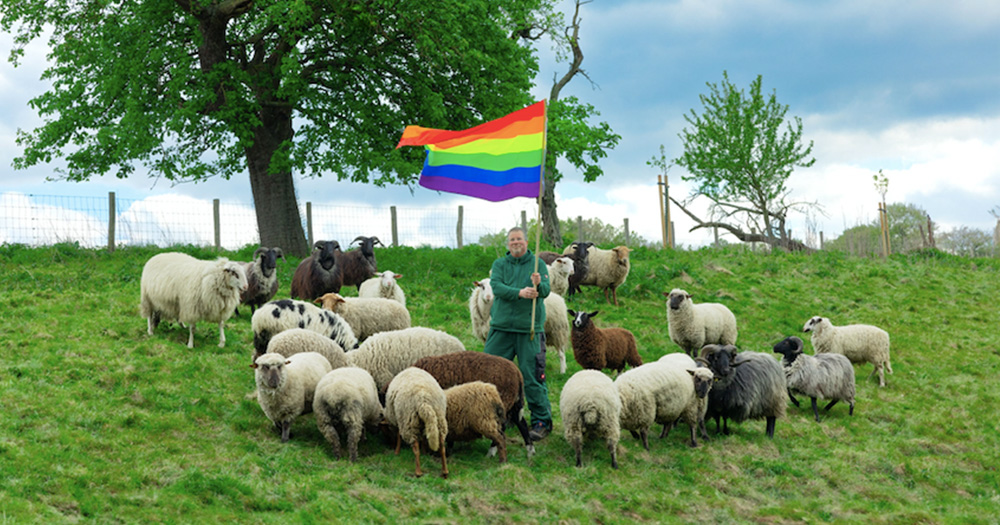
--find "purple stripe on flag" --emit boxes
[418,176,539,202]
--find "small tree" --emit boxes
[672,72,818,251]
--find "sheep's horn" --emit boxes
[253,247,266,259]
[372,237,384,246]
[313,241,326,249]
[698,345,717,359]
[694,357,710,366]
[352,235,367,245]
[273,248,285,260]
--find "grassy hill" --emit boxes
[1,242,998,523]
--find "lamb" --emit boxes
[442,381,508,464]
[251,299,358,360]
[546,256,575,297]
[140,252,248,349]
[413,351,534,456]
[560,369,623,469]
[312,366,383,461]
[252,351,333,442]
[539,241,592,297]
[665,288,738,357]
[315,292,411,342]
[337,236,384,290]
[567,310,643,374]
[578,245,632,306]
[345,327,467,394]
[803,316,892,387]
[358,270,406,306]
[384,367,449,478]
[238,246,285,315]
[468,278,572,373]
[262,328,350,370]
[615,360,715,449]
[773,336,856,422]
[291,240,343,300]
[697,344,787,439]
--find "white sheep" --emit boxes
[773,336,856,422]
[358,270,406,306]
[802,316,892,387]
[616,360,715,449]
[252,351,333,442]
[251,299,358,359]
[443,381,508,464]
[468,278,572,373]
[560,369,623,469]
[140,252,248,349]
[315,292,411,342]
[346,327,467,394]
[263,328,350,370]
[665,288,738,357]
[384,367,449,478]
[313,366,383,461]
[546,256,575,297]
[578,245,632,306]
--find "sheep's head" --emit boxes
[252,353,290,390]
[689,368,715,398]
[223,261,249,292]
[315,292,346,312]
[352,236,384,256]
[379,271,401,288]
[698,344,738,379]
[613,246,631,266]
[473,279,494,305]
[313,240,341,270]
[552,257,575,275]
[665,288,691,311]
[573,241,594,261]
[802,316,825,333]
[772,336,805,363]
[254,247,285,277]
[568,309,599,329]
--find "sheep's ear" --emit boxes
[687,369,696,376]
[250,363,258,369]
[567,309,577,317]
[394,274,402,279]
[662,291,670,298]
[589,310,600,318]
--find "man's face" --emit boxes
[507,231,527,257]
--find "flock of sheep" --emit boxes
[138,239,892,476]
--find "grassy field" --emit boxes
[1,242,998,523]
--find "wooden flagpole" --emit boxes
[530,100,548,341]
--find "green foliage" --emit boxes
[938,226,995,257]
[545,95,621,184]
[2,244,1000,522]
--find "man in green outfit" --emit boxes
[484,227,553,441]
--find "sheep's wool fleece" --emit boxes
[615,361,694,432]
[784,353,855,403]
[560,370,622,443]
[347,327,466,392]
[385,367,448,451]
[255,352,333,425]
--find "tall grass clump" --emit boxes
[1,242,998,523]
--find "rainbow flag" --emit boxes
[396,101,546,202]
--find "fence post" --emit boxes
[820,231,824,250]
[714,226,719,248]
[670,222,675,249]
[623,218,630,246]
[107,192,116,253]
[456,205,464,249]
[391,206,399,247]
[213,199,221,251]
[577,216,583,241]
[306,202,314,248]
[658,175,667,249]
[521,210,527,233]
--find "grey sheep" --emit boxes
[315,292,411,342]
[773,336,856,422]
[140,252,248,349]
[262,328,350,370]
[666,288,738,357]
[313,366,383,461]
[238,246,285,315]
[337,236,383,290]
[443,381,508,464]
[578,245,632,306]
[560,369,623,469]
[803,316,893,387]
[698,344,787,439]
[251,299,358,359]
[567,310,642,374]
[252,351,333,442]
[414,351,534,456]
[384,367,449,478]
[291,240,343,300]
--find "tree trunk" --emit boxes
[541,168,561,246]
[247,105,308,257]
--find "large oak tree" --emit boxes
[2,0,554,255]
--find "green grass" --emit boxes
[1,242,999,523]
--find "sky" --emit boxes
[2,0,999,249]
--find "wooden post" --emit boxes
[391,206,399,247]
[670,222,675,249]
[577,215,583,242]
[306,202,314,248]
[456,205,464,249]
[623,218,630,246]
[213,198,221,251]
[664,174,672,249]
[521,210,527,233]
[878,203,888,258]
[714,226,719,248]
[658,176,667,249]
[107,192,116,253]
[820,231,825,250]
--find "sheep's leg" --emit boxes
[610,287,619,307]
[787,388,800,407]
[515,415,534,455]
[394,432,402,455]
[878,364,886,387]
[688,424,699,448]
[280,421,291,442]
[440,436,449,478]
[765,416,776,439]
[347,425,361,462]
[848,402,855,416]
[699,419,710,441]
[823,399,839,412]
[187,323,196,349]
[640,428,649,451]
[608,440,619,469]
[810,397,821,422]
[412,441,423,477]
[659,422,674,439]
[559,350,567,374]
[217,320,226,348]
